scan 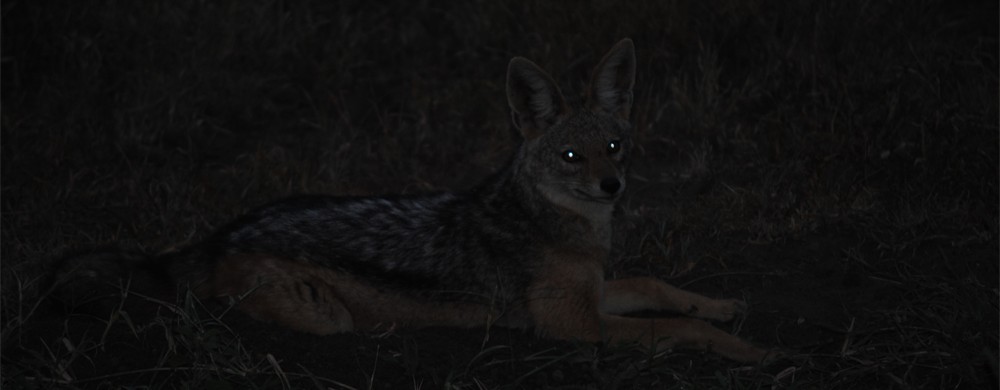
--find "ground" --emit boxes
[2,1,997,389]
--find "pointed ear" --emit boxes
[506,57,570,138]
[586,38,636,120]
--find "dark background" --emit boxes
[2,0,997,388]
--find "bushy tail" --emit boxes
[49,247,177,316]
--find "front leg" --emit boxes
[528,249,771,363]
[602,277,747,322]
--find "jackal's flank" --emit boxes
[56,39,774,362]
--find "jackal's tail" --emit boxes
[49,247,179,316]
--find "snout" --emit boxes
[600,177,622,195]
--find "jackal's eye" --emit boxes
[561,149,581,163]
[607,140,621,154]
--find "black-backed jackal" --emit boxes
[56,39,775,363]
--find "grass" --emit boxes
[2,0,997,388]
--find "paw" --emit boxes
[701,298,747,322]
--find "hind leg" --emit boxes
[211,254,354,335]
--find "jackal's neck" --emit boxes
[472,153,613,249]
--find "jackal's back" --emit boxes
[201,186,543,301]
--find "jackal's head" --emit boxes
[507,39,636,218]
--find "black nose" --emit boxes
[600,177,621,194]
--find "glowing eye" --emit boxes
[562,149,580,163]
[608,140,621,154]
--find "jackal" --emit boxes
[56,39,773,363]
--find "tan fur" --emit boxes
[210,247,772,362]
[602,277,747,322]
[211,254,354,334]
[210,255,528,334]
[517,240,773,362]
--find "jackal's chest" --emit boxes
[585,211,613,250]
[568,205,614,250]
[550,207,614,251]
